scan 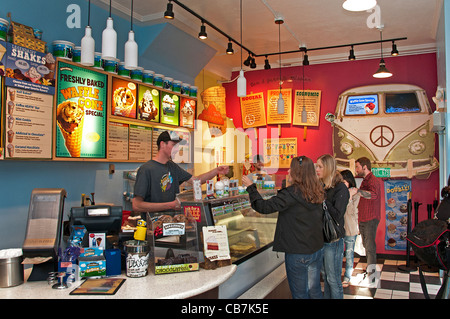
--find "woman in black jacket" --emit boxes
[316,154,350,299]
[242,156,325,299]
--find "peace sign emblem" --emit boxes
[370,125,394,147]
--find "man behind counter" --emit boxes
[132,131,229,213]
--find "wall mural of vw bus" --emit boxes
[331,84,438,179]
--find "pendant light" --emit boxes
[373,29,392,78]
[237,0,247,97]
[124,0,138,70]
[101,0,117,60]
[164,1,175,19]
[343,0,377,12]
[276,16,284,114]
[80,0,95,66]
[301,52,307,123]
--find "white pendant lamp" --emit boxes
[237,70,247,97]
[237,0,246,97]
[80,0,95,66]
[277,92,285,114]
[101,0,117,60]
[343,0,377,12]
[124,0,138,70]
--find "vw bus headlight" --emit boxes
[340,142,353,155]
[408,140,426,155]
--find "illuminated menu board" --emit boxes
[55,61,107,158]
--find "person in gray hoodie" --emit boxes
[242,155,325,299]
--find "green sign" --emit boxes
[55,62,107,158]
[373,167,391,178]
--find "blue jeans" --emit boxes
[285,248,324,299]
[322,238,344,299]
[343,235,357,281]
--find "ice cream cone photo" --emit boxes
[56,101,85,157]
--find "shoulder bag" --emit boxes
[323,200,340,243]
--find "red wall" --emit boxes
[223,53,440,256]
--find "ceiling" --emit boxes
[93,0,442,79]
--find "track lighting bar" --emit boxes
[169,0,256,57]
[255,37,407,58]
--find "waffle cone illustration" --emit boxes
[56,101,84,157]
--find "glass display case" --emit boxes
[177,190,278,264]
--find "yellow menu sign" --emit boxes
[267,89,292,124]
[293,90,321,126]
[240,92,266,128]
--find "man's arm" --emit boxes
[187,165,230,184]
[132,196,180,213]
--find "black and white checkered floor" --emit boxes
[341,256,445,299]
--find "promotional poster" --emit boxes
[55,61,107,158]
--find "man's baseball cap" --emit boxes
[157,131,186,146]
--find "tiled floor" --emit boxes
[342,256,446,299]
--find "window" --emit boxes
[344,94,379,115]
[385,93,420,113]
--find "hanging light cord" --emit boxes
[88,0,91,26]
[302,53,305,107]
[240,0,243,68]
[380,29,383,59]
[130,0,134,31]
[109,0,112,17]
[279,23,282,92]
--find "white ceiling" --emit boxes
[94,0,442,79]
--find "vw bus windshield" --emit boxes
[344,94,379,115]
[385,93,420,113]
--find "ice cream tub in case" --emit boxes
[52,40,75,60]
[189,86,198,97]
[172,80,181,93]
[154,74,164,87]
[118,62,130,77]
[143,70,154,84]
[72,46,81,63]
[163,77,173,91]
[103,58,118,73]
[181,83,190,95]
[0,18,9,41]
[94,52,102,68]
[130,67,143,81]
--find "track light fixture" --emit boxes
[302,50,309,66]
[348,46,356,61]
[226,40,234,55]
[164,1,175,19]
[391,41,399,56]
[243,54,252,67]
[198,21,207,40]
[264,56,271,69]
[250,57,256,69]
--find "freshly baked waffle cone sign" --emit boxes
[55,61,106,158]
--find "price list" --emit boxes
[107,122,129,160]
[129,125,152,161]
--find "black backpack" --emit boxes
[406,219,449,270]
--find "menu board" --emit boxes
[137,84,160,122]
[160,92,180,126]
[240,92,266,128]
[266,89,292,124]
[129,125,152,161]
[293,90,321,126]
[264,137,297,169]
[4,41,55,95]
[108,121,129,160]
[4,87,53,159]
[111,77,137,118]
[180,97,196,128]
[55,61,107,158]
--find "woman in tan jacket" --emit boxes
[340,169,360,287]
